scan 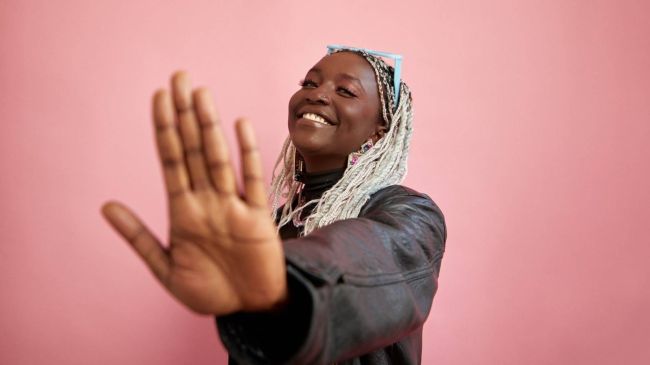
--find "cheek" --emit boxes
[287,91,301,130]
[339,103,380,137]
[288,91,300,114]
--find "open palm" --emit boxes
[102,72,287,315]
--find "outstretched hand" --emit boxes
[101,72,287,315]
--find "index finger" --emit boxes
[153,90,190,198]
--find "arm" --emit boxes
[217,185,447,364]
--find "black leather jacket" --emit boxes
[216,183,447,365]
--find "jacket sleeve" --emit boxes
[216,186,447,365]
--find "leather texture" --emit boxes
[217,185,447,365]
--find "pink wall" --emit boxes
[2,0,649,364]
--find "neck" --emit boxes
[298,166,345,202]
[302,156,347,174]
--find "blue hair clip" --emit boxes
[326,44,403,108]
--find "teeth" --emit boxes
[302,113,329,125]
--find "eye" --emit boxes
[299,79,317,88]
[337,86,356,97]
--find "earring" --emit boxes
[294,152,305,181]
[347,138,374,167]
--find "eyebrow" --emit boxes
[308,67,366,93]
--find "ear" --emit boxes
[371,123,388,143]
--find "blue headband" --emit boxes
[326,44,403,108]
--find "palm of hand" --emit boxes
[102,72,286,316]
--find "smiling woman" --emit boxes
[288,52,384,167]
[272,49,421,239]
[102,45,447,365]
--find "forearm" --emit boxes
[217,187,447,365]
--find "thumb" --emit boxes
[101,201,171,285]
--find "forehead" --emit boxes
[309,52,378,87]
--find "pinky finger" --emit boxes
[101,201,171,285]
[235,119,267,208]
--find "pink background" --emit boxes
[1,0,649,364]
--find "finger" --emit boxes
[101,201,171,284]
[235,118,267,208]
[171,72,211,191]
[153,89,190,198]
[193,88,237,195]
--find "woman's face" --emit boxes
[288,51,385,173]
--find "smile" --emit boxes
[301,113,332,126]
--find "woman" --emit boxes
[102,46,447,365]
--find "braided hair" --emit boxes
[269,48,414,236]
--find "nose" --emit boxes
[305,86,331,105]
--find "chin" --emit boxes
[289,130,328,154]
[291,138,326,157]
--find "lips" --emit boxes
[303,113,332,126]
[296,109,336,126]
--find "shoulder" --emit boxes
[369,185,431,199]
[356,184,447,255]
[359,185,447,242]
[362,185,443,216]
